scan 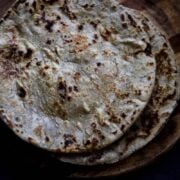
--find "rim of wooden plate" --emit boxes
[0,0,179,178]
[69,107,180,178]
[69,0,180,177]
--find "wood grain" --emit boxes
[0,0,179,178]
[0,0,14,18]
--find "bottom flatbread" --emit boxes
[58,15,178,165]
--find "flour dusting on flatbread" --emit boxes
[0,0,156,153]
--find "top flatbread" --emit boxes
[59,12,178,164]
[0,0,155,153]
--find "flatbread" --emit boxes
[0,0,156,153]
[59,13,178,164]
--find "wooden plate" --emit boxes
[0,0,179,178]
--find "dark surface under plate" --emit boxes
[0,109,179,179]
[0,0,180,179]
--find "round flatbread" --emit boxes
[58,13,178,164]
[0,0,156,153]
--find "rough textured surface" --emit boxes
[60,27,177,165]
[70,115,180,178]
[59,6,178,165]
[61,0,180,175]
[0,0,156,153]
[0,0,179,178]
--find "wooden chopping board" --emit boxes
[0,0,179,178]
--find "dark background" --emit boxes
[0,119,179,180]
[0,0,179,179]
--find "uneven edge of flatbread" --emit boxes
[144,11,180,101]
[0,0,156,153]
[0,0,18,19]
[58,9,178,165]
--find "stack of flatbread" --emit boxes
[0,0,178,166]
